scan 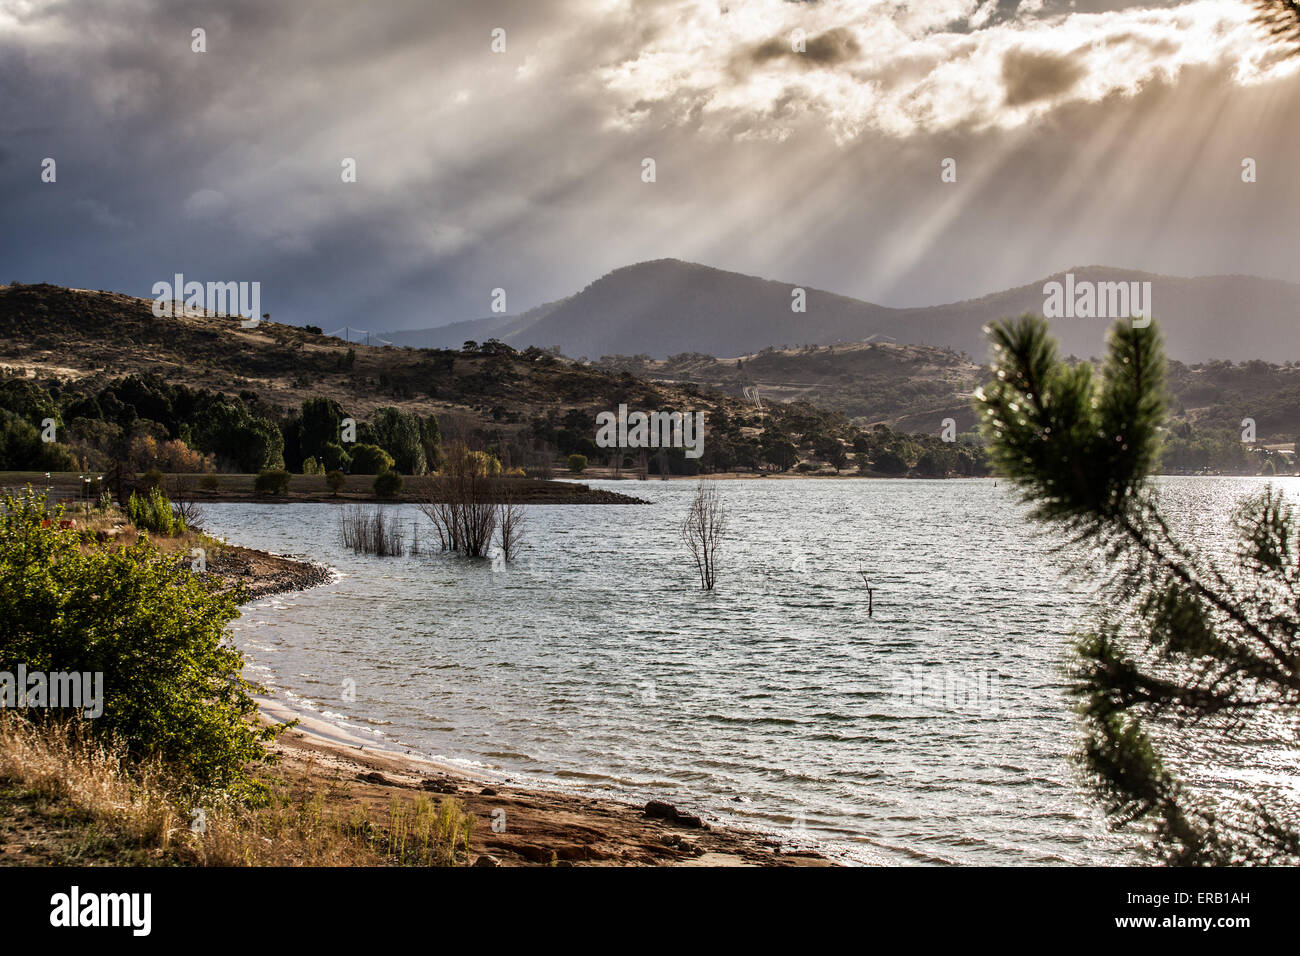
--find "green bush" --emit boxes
[325,470,346,495]
[126,488,186,536]
[373,470,403,499]
[567,454,587,474]
[321,442,351,474]
[253,469,291,496]
[199,474,221,492]
[142,468,164,489]
[349,443,395,474]
[0,489,280,793]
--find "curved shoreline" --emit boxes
[223,541,835,867]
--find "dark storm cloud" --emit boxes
[0,0,1297,334]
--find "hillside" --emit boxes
[4,282,1297,481]
[381,259,1300,364]
[0,283,987,479]
[597,343,985,433]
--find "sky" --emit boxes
[1,0,1298,331]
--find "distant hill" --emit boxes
[381,260,1300,364]
[379,297,568,350]
[4,283,1299,481]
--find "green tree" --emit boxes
[253,469,292,496]
[760,437,799,472]
[299,397,345,463]
[373,470,403,499]
[321,441,351,473]
[977,314,1300,864]
[370,407,426,474]
[349,443,394,474]
[0,490,281,792]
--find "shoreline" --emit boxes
[222,543,834,867]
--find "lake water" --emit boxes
[199,476,1298,865]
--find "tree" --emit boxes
[325,470,346,496]
[299,397,345,463]
[348,443,394,474]
[869,447,910,476]
[420,442,497,558]
[193,402,282,472]
[419,415,442,472]
[977,314,1300,864]
[253,469,291,496]
[370,406,426,474]
[568,453,587,473]
[760,437,798,472]
[681,482,726,590]
[496,486,526,563]
[373,470,403,499]
[321,441,351,474]
[0,490,281,792]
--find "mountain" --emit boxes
[381,260,1300,364]
[379,297,569,350]
[887,267,1300,364]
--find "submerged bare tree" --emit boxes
[496,486,526,563]
[339,505,405,557]
[681,482,727,590]
[420,441,498,558]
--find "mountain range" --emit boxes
[381,259,1300,364]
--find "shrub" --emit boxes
[321,442,351,473]
[339,505,405,556]
[302,456,322,476]
[0,490,279,792]
[373,470,403,499]
[253,469,291,496]
[142,468,164,489]
[126,488,186,536]
[350,443,395,474]
[199,474,221,492]
[325,470,346,495]
[567,454,587,474]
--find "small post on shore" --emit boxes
[859,571,873,616]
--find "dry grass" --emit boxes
[0,714,474,866]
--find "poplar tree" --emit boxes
[977,315,1300,864]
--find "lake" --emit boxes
[199,476,1297,865]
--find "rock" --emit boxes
[357,771,389,785]
[421,778,458,793]
[479,787,499,796]
[473,854,501,868]
[643,799,709,830]
[643,800,679,820]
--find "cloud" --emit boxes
[1,0,1299,334]
[597,0,1300,142]
[752,26,863,66]
[1002,48,1087,105]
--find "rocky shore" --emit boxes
[206,544,335,600]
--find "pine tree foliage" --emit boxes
[977,315,1300,865]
